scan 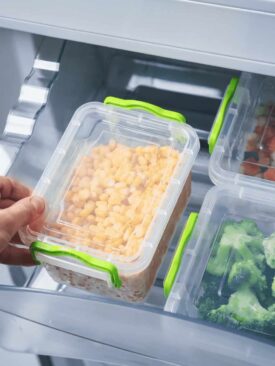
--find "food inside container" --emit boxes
[209,74,275,192]
[197,219,275,337]
[57,142,180,259]
[20,100,199,302]
[172,186,275,338]
[241,102,275,181]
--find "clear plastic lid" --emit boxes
[210,73,275,192]
[166,186,275,338]
[21,102,199,275]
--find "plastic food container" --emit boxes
[209,73,275,191]
[164,74,275,337]
[20,97,199,302]
[165,186,275,338]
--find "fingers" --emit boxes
[0,245,35,266]
[0,180,44,266]
[0,177,31,201]
[10,233,21,244]
[0,199,15,209]
[0,196,45,246]
[29,214,45,233]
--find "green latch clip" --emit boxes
[164,212,198,297]
[31,241,122,288]
[208,77,239,154]
[104,96,186,123]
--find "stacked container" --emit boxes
[165,73,275,339]
[20,97,199,302]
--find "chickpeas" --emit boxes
[57,140,180,258]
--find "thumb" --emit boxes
[0,196,45,244]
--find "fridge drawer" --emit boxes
[0,30,273,366]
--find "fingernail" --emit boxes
[30,196,45,214]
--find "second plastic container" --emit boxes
[165,185,275,338]
[210,73,275,192]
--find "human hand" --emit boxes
[0,177,45,265]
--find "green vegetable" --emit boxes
[250,253,266,272]
[268,303,275,312]
[239,219,264,241]
[198,297,218,319]
[263,233,275,269]
[198,218,275,337]
[228,260,267,299]
[272,277,275,298]
[197,274,227,319]
[208,287,275,332]
[207,220,264,277]
[239,220,264,255]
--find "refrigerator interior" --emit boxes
[0,30,274,366]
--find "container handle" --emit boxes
[163,212,198,298]
[208,77,239,154]
[104,96,186,123]
[30,241,122,288]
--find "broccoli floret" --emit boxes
[268,303,275,312]
[207,221,263,277]
[252,253,266,272]
[272,276,275,298]
[231,220,264,257]
[239,219,264,239]
[206,244,232,277]
[207,287,275,333]
[197,274,227,319]
[228,260,267,299]
[233,251,266,272]
[263,233,275,269]
[201,274,222,295]
[207,305,240,328]
[237,220,265,266]
[198,297,217,319]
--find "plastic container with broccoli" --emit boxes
[210,73,275,193]
[165,73,275,339]
[165,185,275,338]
